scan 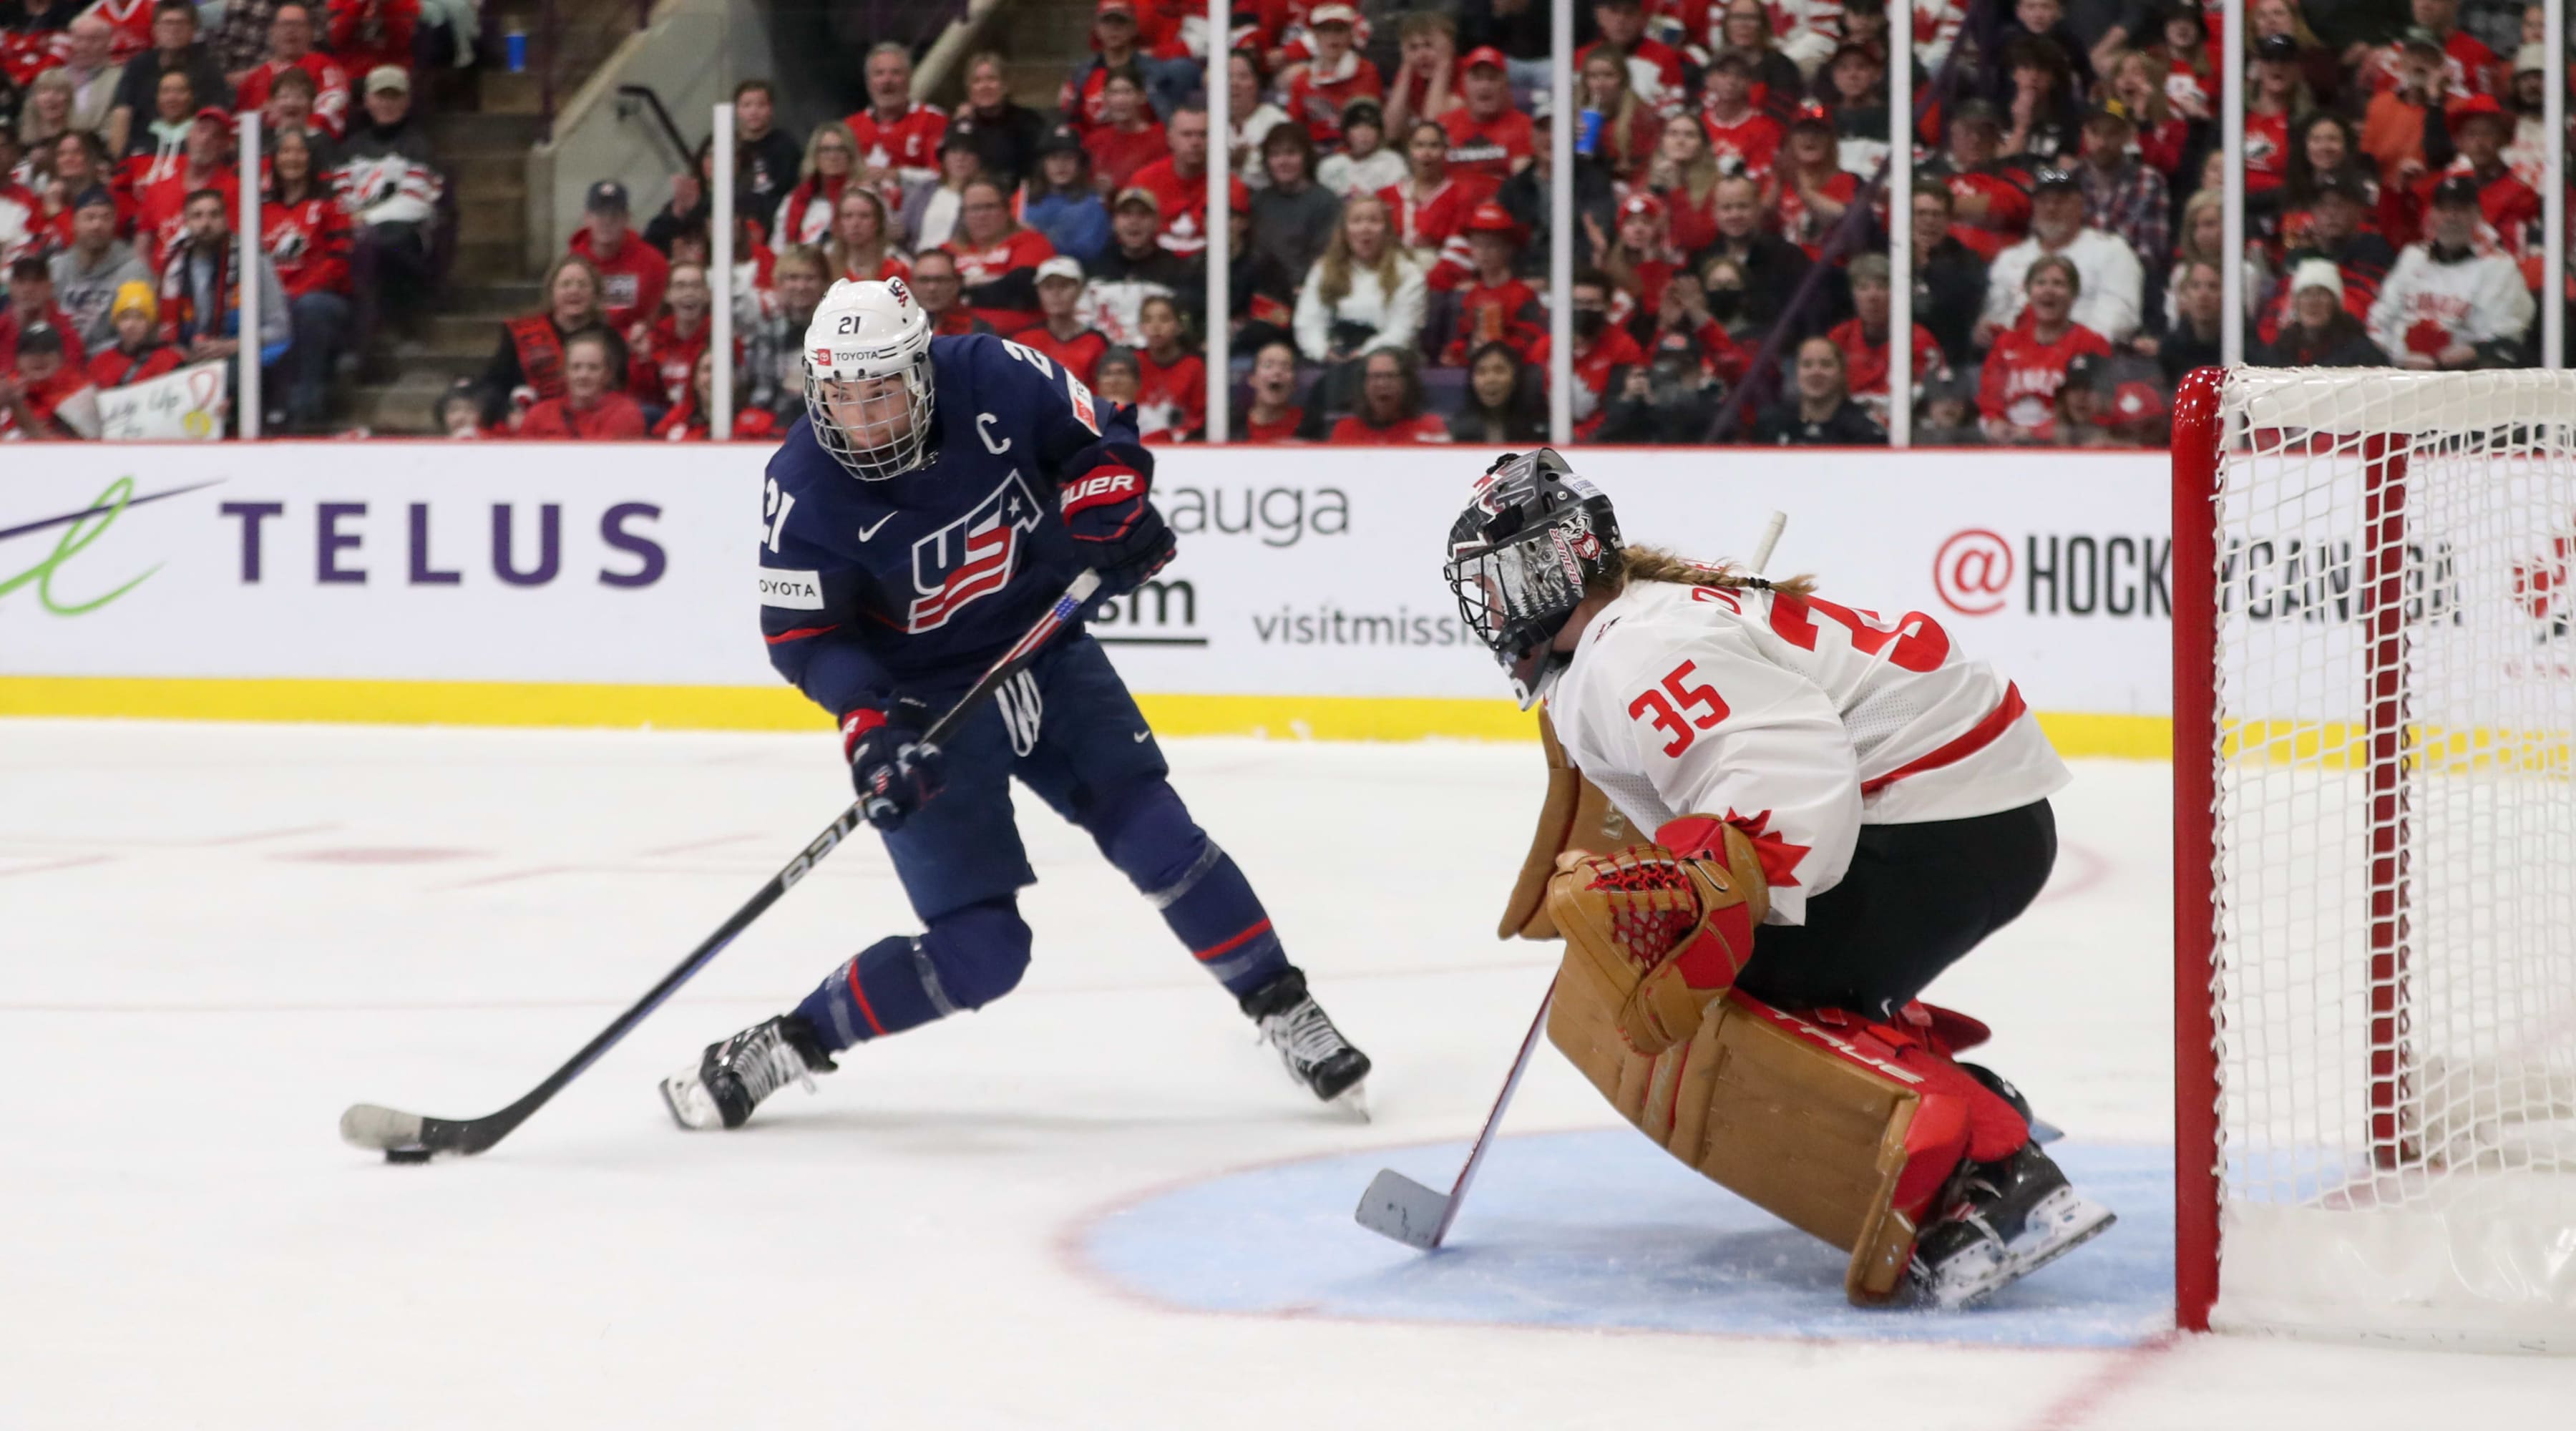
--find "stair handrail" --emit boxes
[615,82,695,162]
[537,0,658,139]
[912,0,1011,104]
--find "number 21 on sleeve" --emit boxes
[1626,660,1730,757]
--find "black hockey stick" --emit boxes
[340,570,1105,1163]
[1355,513,1788,1248]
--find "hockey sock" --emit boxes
[1085,778,1289,1000]
[791,900,1033,1053]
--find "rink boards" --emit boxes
[0,444,2173,755]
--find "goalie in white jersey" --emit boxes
[1446,450,2114,1307]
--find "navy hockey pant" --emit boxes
[793,635,1290,1051]
[1733,800,2057,1021]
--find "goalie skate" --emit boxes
[660,1015,836,1130]
[1906,1142,2116,1309]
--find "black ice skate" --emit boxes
[660,1015,836,1130]
[1906,1141,2115,1309]
[1241,969,1372,1110]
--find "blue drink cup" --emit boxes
[505,29,528,73]
[1576,107,1604,157]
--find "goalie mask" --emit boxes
[804,277,937,481]
[1444,449,1623,708]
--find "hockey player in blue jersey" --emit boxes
[660,275,1371,1130]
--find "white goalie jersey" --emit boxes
[1548,579,2070,924]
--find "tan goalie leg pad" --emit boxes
[1548,970,1926,1304]
[1497,709,1637,940]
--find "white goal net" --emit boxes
[2176,368,2576,1353]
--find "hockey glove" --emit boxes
[1058,464,1174,597]
[844,699,947,832]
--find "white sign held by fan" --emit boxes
[97,362,228,441]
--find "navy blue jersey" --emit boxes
[758,333,1151,717]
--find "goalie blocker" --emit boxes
[1450,451,2112,1307]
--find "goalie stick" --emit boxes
[1354,512,1788,1250]
[341,570,1105,1163]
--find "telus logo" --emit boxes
[218,500,668,587]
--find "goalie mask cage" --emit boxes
[2172,367,2576,1353]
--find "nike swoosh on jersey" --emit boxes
[857,514,896,542]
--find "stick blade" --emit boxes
[341,1103,426,1153]
[1354,1168,1452,1250]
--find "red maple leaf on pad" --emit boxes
[1724,809,1810,888]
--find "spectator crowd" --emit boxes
[9,0,2568,446]
[2,0,452,436]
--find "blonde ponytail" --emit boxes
[1591,544,1818,600]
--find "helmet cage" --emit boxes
[1442,449,1621,708]
[1448,523,1589,668]
[809,348,937,482]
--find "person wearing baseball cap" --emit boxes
[2,255,88,376]
[1017,254,1110,389]
[0,321,103,440]
[2275,170,2396,325]
[1912,366,1984,447]
[48,185,152,355]
[1022,123,1108,264]
[127,97,243,265]
[2370,6,2499,107]
[2411,92,2539,254]
[1920,97,2018,261]
[1282,3,1382,152]
[88,280,187,390]
[2072,99,2167,272]
[1440,200,1542,366]
[1088,185,1199,351]
[565,177,670,333]
[1981,165,2144,343]
[1441,42,1533,185]
[2048,350,2118,449]
[1319,96,1404,197]
[2368,167,2534,368]
[2254,256,2391,368]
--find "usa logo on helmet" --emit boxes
[885,276,912,307]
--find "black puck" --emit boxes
[384,1147,434,1163]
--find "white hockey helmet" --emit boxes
[803,275,937,481]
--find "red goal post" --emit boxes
[2170,366,2576,1352]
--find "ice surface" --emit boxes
[4,721,2568,1429]
[1088,1130,2175,1347]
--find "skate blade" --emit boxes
[659,1066,724,1131]
[1355,1168,1450,1250]
[1332,1079,1371,1123]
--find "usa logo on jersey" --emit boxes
[907,472,1043,632]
